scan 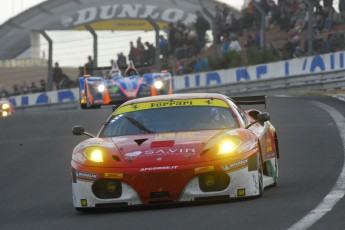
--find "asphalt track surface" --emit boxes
[1,95,345,230]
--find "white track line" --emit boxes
[287,102,345,230]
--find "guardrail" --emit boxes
[176,69,345,96]
[10,68,345,113]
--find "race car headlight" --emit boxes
[84,147,104,162]
[154,80,163,89]
[2,111,8,117]
[218,138,242,155]
[2,103,10,110]
[97,84,105,92]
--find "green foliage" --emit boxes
[207,50,243,70]
[246,48,279,65]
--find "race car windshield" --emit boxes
[100,106,239,137]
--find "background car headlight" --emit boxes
[97,84,105,92]
[154,80,163,89]
[2,103,10,110]
[84,147,104,162]
[218,138,242,155]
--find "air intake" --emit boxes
[150,140,175,148]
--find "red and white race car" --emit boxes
[71,93,279,210]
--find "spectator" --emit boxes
[135,37,145,65]
[221,37,230,54]
[323,33,338,53]
[214,6,223,44]
[128,41,136,62]
[39,79,46,92]
[159,35,169,58]
[193,55,209,72]
[223,10,239,38]
[21,81,30,94]
[12,84,20,96]
[53,62,64,89]
[339,0,345,21]
[229,36,242,52]
[293,46,303,58]
[116,52,127,67]
[244,34,258,48]
[30,82,39,93]
[144,42,156,64]
[85,56,94,75]
[195,10,210,48]
[0,86,9,98]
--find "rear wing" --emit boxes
[81,62,153,77]
[83,63,152,71]
[231,95,267,108]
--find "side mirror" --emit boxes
[72,126,85,135]
[257,112,270,122]
[245,112,270,129]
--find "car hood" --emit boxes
[110,130,223,167]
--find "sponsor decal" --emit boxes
[81,199,88,207]
[76,171,99,180]
[124,151,142,157]
[266,137,272,152]
[61,4,196,29]
[237,189,246,197]
[140,166,178,171]
[150,100,193,108]
[222,159,248,172]
[104,173,124,179]
[113,99,229,115]
[144,148,196,155]
[194,166,214,174]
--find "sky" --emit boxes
[0,0,341,68]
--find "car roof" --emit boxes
[120,93,229,106]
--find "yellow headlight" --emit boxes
[84,148,104,162]
[2,111,8,117]
[2,103,10,110]
[154,80,163,89]
[218,138,242,155]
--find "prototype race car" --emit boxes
[0,100,15,117]
[79,61,173,109]
[71,93,279,210]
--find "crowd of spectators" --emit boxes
[122,1,345,74]
[2,0,345,98]
[0,79,46,99]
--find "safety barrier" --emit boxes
[7,50,345,109]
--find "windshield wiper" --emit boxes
[125,116,154,134]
